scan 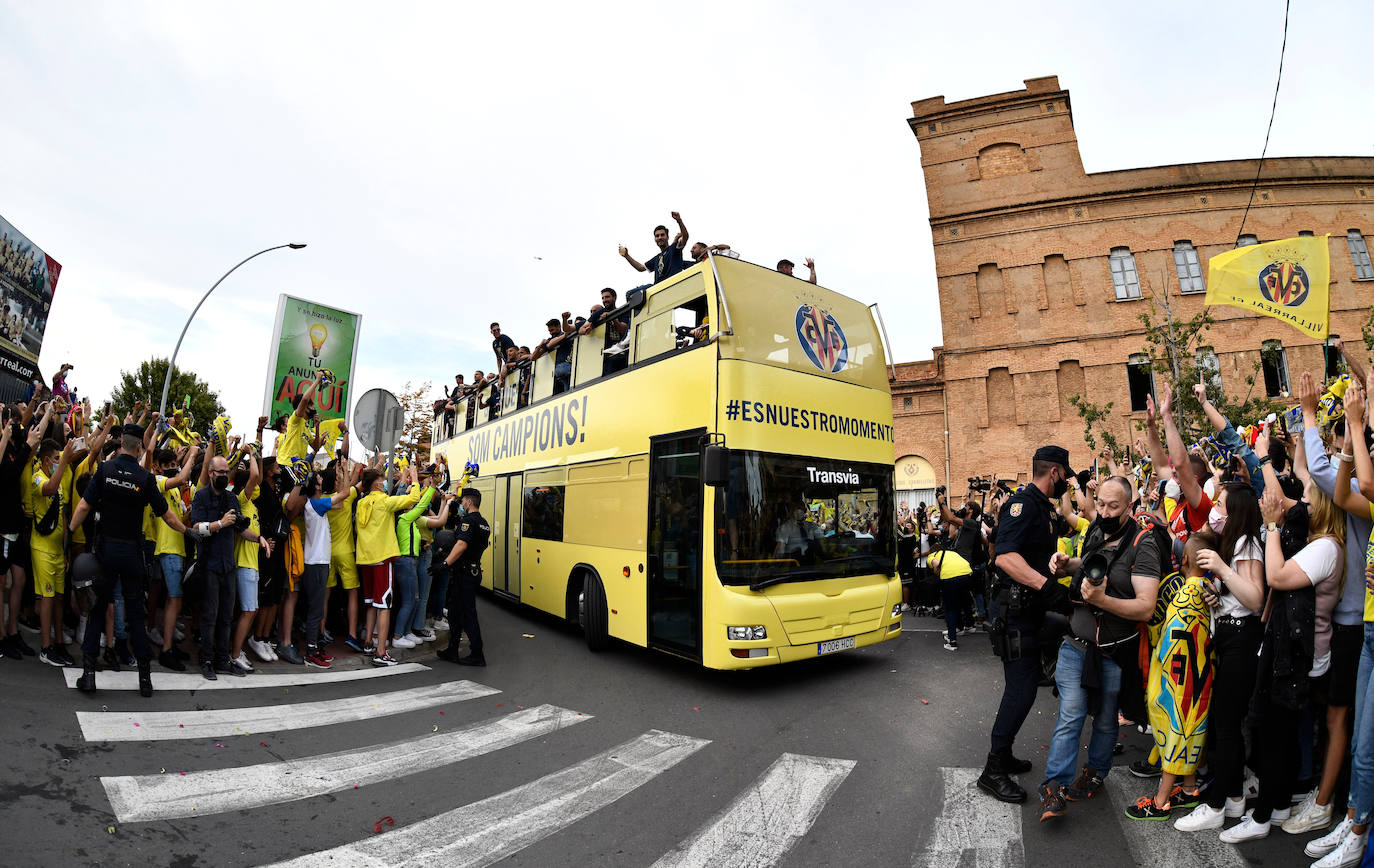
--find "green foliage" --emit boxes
[1067,394,1122,463]
[1362,306,1374,354]
[108,357,224,430]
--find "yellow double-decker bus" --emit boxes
[431,256,901,669]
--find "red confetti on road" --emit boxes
[373,816,395,834]
[920,699,929,705]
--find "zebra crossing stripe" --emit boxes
[258,729,711,868]
[102,704,589,823]
[915,768,1024,867]
[78,680,499,742]
[62,662,431,691]
[1104,774,1248,867]
[649,752,855,868]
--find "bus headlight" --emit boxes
[727,626,767,641]
[892,604,903,619]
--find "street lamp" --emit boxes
[158,243,307,416]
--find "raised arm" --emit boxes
[1193,382,1229,433]
[804,257,817,285]
[936,491,964,528]
[1348,380,1374,503]
[198,441,214,488]
[295,371,324,419]
[619,244,647,273]
[671,211,689,248]
[167,444,199,489]
[1143,395,1171,481]
[1160,386,1203,507]
[1336,338,1369,387]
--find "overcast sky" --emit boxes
[3,0,1370,450]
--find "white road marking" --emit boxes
[103,704,589,823]
[650,752,855,868]
[259,729,710,868]
[914,767,1024,868]
[1104,774,1248,868]
[79,680,498,741]
[62,662,430,691]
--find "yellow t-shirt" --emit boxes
[278,413,311,465]
[1364,504,1374,623]
[156,480,192,557]
[327,488,357,556]
[19,456,35,519]
[235,487,261,570]
[29,467,67,554]
[933,549,973,580]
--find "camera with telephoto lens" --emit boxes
[1081,549,1110,586]
[935,484,946,496]
[968,477,991,492]
[233,513,251,532]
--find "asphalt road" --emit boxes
[1,598,1319,867]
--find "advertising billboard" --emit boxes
[0,213,61,397]
[262,294,360,425]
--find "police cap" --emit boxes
[121,423,145,439]
[1032,444,1074,478]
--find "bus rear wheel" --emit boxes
[581,573,610,652]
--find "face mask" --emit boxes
[1098,513,1123,536]
[1208,506,1227,534]
[211,474,229,492]
[457,504,467,517]
[1051,473,1069,499]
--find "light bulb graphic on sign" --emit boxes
[309,322,328,358]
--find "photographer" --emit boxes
[938,484,989,623]
[1037,475,1161,823]
[188,450,241,681]
[977,445,1076,805]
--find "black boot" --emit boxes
[138,661,153,698]
[977,751,1027,803]
[76,655,97,694]
[1006,753,1033,774]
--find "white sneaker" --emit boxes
[174,625,186,641]
[146,627,164,646]
[1175,803,1226,832]
[1312,829,1368,868]
[403,631,425,644]
[61,628,73,644]
[232,651,254,673]
[247,637,275,663]
[1224,795,1246,818]
[432,618,450,631]
[1272,806,1292,823]
[1308,818,1356,858]
[415,629,436,643]
[1218,811,1269,843]
[1283,798,1334,834]
[391,635,416,649]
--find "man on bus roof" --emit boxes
[777,258,818,285]
[619,211,689,284]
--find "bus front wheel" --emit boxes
[581,573,610,652]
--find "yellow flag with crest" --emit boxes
[1204,235,1330,339]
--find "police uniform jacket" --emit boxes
[454,510,491,572]
[993,483,1057,610]
[81,454,170,543]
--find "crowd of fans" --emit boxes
[0,367,488,687]
[434,212,816,438]
[911,338,1374,866]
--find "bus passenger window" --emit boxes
[523,485,565,541]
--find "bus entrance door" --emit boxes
[491,474,522,599]
[646,433,703,659]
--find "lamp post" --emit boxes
[158,243,307,416]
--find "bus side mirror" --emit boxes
[702,445,730,486]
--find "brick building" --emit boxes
[890,75,1374,510]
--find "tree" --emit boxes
[108,358,224,431]
[394,381,435,461]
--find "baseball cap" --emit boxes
[1033,445,1074,478]
[777,259,795,269]
[121,423,144,439]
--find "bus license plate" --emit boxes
[817,637,856,656]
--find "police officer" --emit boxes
[69,423,191,697]
[437,488,490,666]
[977,445,1074,803]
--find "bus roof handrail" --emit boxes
[705,250,735,337]
[869,302,896,382]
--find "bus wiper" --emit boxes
[750,570,827,591]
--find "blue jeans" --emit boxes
[392,556,419,640]
[159,553,185,598]
[413,548,433,633]
[1215,421,1265,497]
[1349,623,1374,825]
[112,582,127,641]
[429,562,450,619]
[1044,640,1123,787]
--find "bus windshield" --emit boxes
[715,451,894,588]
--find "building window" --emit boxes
[1326,336,1344,379]
[1261,340,1290,398]
[1237,234,1259,247]
[1173,241,1205,294]
[1195,346,1222,396]
[903,396,913,410]
[1298,230,1315,237]
[1109,247,1142,300]
[1349,230,1374,280]
[1127,353,1155,412]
